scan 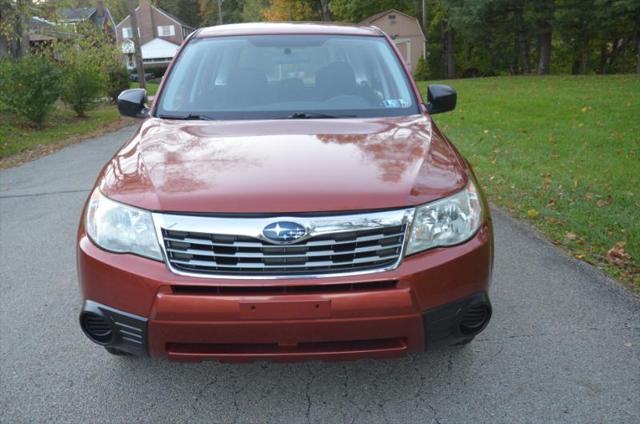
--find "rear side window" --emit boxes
[157,34,419,120]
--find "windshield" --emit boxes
[156,35,420,120]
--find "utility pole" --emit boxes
[217,0,223,25]
[127,0,145,89]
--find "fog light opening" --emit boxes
[459,303,490,335]
[81,312,113,344]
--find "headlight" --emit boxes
[85,189,163,260]
[406,179,482,255]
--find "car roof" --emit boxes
[195,22,384,38]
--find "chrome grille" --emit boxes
[162,225,405,275]
[153,208,413,278]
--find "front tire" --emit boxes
[452,337,475,347]
[105,347,132,356]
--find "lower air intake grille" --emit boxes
[460,304,490,335]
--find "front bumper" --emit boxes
[77,223,493,362]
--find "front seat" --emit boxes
[315,62,358,100]
[225,68,273,108]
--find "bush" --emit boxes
[413,55,429,81]
[106,64,131,103]
[0,55,62,127]
[58,24,122,116]
[62,61,105,117]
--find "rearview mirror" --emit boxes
[117,88,149,118]
[426,84,456,114]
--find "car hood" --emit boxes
[99,115,468,213]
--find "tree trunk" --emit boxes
[608,38,630,72]
[319,0,331,21]
[0,3,11,58]
[440,19,447,78]
[446,24,455,78]
[599,42,607,74]
[580,44,589,74]
[440,19,455,79]
[127,0,146,89]
[14,0,30,59]
[537,25,551,74]
[514,4,530,74]
[636,30,640,74]
[0,37,7,58]
[522,37,531,74]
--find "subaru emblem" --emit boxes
[262,221,307,244]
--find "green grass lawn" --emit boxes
[130,81,159,96]
[419,75,640,293]
[0,102,125,162]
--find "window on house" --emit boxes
[158,25,175,37]
[122,27,140,39]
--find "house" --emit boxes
[361,9,426,72]
[115,0,195,71]
[29,16,58,50]
[57,0,116,37]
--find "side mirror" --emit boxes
[117,88,149,118]
[426,84,456,114]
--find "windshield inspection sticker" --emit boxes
[383,99,409,108]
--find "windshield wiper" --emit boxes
[157,113,214,120]
[285,112,355,119]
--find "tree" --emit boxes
[533,0,554,74]
[241,0,269,22]
[591,0,640,74]
[153,0,200,27]
[329,0,414,23]
[262,0,318,21]
[318,0,330,21]
[555,0,598,74]
[0,0,31,59]
[199,0,243,25]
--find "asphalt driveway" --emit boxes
[1,125,638,423]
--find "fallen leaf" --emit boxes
[547,198,556,207]
[596,195,612,208]
[606,242,630,267]
[565,232,577,240]
[527,209,539,219]
[581,106,588,113]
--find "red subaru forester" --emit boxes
[77,23,492,362]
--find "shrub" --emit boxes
[106,64,131,103]
[58,24,122,116]
[62,61,105,117]
[0,55,62,127]
[413,55,429,81]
